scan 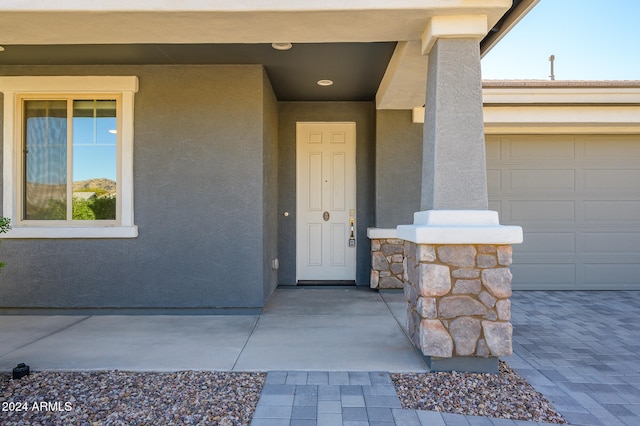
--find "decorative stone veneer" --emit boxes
[370,239,405,289]
[403,243,513,359]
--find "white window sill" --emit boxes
[4,226,138,239]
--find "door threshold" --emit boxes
[297,280,356,287]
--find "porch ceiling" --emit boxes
[0,43,397,102]
[0,0,533,107]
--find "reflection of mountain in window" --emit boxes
[23,98,117,221]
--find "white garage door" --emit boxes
[486,135,640,290]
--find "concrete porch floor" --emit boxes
[0,287,426,373]
[1,288,639,425]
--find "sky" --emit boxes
[481,0,640,81]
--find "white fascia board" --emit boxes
[484,125,640,135]
[483,87,640,104]
[0,0,510,13]
[413,103,640,129]
[483,105,640,127]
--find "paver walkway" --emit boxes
[251,290,640,425]
[250,370,557,426]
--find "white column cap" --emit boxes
[397,210,523,244]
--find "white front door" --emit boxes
[296,122,357,282]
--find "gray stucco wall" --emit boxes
[261,69,279,303]
[0,65,273,311]
[277,102,375,286]
[375,110,423,228]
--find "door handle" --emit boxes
[349,217,355,247]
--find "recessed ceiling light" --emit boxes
[317,79,334,87]
[271,42,292,51]
[0,46,5,52]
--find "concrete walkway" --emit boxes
[1,288,639,425]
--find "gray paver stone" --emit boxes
[293,394,317,407]
[364,395,402,408]
[252,405,293,419]
[391,409,421,425]
[316,413,342,426]
[318,400,342,414]
[366,406,395,422]
[318,385,341,400]
[341,394,366,407]
[342,407,368,421]
[416,410,446,426]
[291,405,316,420]
[257,394,294,406]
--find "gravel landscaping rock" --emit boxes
[1,371,265,426]
[391,361,567,423]
[2,362,567,425]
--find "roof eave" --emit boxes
[480,0,541,56]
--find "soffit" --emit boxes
[0,43,397,102]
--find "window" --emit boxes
[0,76,138,238]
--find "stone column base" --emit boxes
[367,228,405,290]
[404,242,514,373]
[370,237,405,289]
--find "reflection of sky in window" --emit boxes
[72,116,117,182]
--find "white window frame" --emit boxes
[0,76,138,238]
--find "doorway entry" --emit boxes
[296,122,357,283]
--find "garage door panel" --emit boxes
[487,169,502,192]
[584,264,640,286]
[583,200,640,223]
[584,232,640,253]
[485,139,501,160]
[583,137,640,159]
[511,263,575,288]
[583,169,640,193]
[510,200,575,223]
[520,232,575,254]
[509,169,575,192]
[508,138,575,160]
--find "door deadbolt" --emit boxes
[323,211,330,221]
